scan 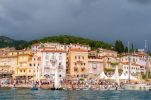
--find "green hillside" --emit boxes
[0,36,27,49]
[26,35,113,50]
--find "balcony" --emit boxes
[0,70,14,74]
[50,58,57,64]
[58,65,63,70]
[92,66,97,69]
[44,66,50,70]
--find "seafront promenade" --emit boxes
[1,78,151,91]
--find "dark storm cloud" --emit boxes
[128,0,151,4]
[0,0,151,48]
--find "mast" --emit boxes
[128,41,131,83]
[145,40,149,80]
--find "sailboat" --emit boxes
[51,66,63,90]
[123,41,151,91]
[110,66,124,90]
[31,66,40,90]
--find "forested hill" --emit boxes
[0,36,27,49]
[25,35,113,50]
[0,35,128,52]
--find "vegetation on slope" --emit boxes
[0,35,130,52]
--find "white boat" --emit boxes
[123,84,151,91]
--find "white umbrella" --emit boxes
[120,72,127,80]
[111,66,120,85]
[100,71,109,79]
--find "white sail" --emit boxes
[54,68,60,89]
[120,72,127,80]
[111,66,120,85]
[100,71,108,79]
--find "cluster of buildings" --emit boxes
[0,43,150,84]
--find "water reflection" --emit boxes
[0,89,151,100]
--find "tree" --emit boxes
[114,40,125,53]
[124,47,128,52]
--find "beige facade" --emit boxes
[0,56,17,79]
[67,48,88,77]
[7,50,35,81]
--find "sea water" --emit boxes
[0,89,150,100]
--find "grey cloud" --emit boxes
[0,0,151,48]
[128,0,151,4]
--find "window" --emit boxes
[34,64,36,66]
[45,55,49,60]
[52,54,55,59]
[59,55,62,60]
[81,67,85,72]
[46,61,49,66]
[83,56,84,60]
[74,67,78,72]
[20,70,22,73]
[75,56,77,59]
[29,64,32,66]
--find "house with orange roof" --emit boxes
[67,48,88,77]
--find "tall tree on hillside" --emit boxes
[124,47,128,52]
[115,40,124,53]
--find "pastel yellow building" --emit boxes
[67,48,88,77]
[9,50,35,82]
[0,55,17,79]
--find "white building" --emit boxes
[121,62,141,76]
[31,42,91,52]
[88,56,104,75]
[98,48,117,57]
[120,52,148,74]
[41,50,66,80]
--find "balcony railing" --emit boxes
[44,66,50,70]
[50,58,57,64]
[0,70,13,74]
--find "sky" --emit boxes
[0,0,151,48]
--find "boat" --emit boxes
[31,87,39,90]
[31,83,39,90]
[50,66,63,90]
[123,42,151,91]
[124,83,151,91]
[50,88,63,90]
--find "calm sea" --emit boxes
[0,89,150,100]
